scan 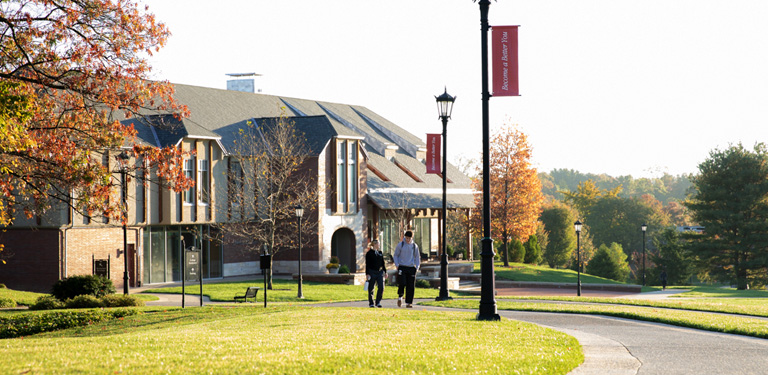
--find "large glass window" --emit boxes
[149,228,165,283]
[413,218,431,259]
[142,225,223,284]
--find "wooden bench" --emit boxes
[234,286,259,303]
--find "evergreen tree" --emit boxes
[649,228,695,286]
[685,143,768,289]
[540,204,577,268]
[509,238,525,263]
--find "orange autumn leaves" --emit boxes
[0,0,191,224]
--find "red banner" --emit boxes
[492,25,519,97]
[426,133,441,174]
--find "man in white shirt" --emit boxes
[393,231,420,308]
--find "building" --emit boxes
[0,84,475,292]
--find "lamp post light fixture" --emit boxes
[295,204,305,299]
[641,223,647,286]
[115,151,131,295]
[574,220,582,297]
[435,88,455,302]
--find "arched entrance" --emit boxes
[331,228,356,272]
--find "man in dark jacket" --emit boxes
[365,239,387,308]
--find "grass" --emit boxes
[0,288,46,306]
[142,278,468,303]
[0,306,583,374]
[476,262,626,284]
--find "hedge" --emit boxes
[0,308,139,339]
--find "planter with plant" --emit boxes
[326,256,340,274]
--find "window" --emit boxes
[348,141,357,206]
[337,140,347,212]
[183,158,195,204]
[198,159,209,204]
[336,139,358,214]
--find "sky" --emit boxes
[139,0,768,178]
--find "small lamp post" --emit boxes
[574,220,582,297]
[295,204,305,299]
[435,88,455,302]
[115,151,131,295]
[641,223,647,286]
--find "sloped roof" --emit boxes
[125,83,475,209]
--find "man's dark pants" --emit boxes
[397,265,417,304]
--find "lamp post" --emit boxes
[641,223,647,286]
[295,204,304,299]
[115,151,131,295]
[435,88,455,302]
[574,220,582,297]
[474,0,499,321]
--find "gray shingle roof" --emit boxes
[126,83,475,209]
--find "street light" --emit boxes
[475,0,499,321]
[295,204,304,299]
[115,151,131,295]
[435,88,455,302]
[574,220,582,297]
[641,223,647,286]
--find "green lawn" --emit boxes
[477,261,625,284]
[0,306,583,374]
[142,278,467,303]
[0,288,46,306]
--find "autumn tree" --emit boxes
[218,113,318,289]
[560,180,621,219]
[474,124,543,267]
[0,0,190,226]
[685,143,768,289]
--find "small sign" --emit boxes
[260,254,272,270]
[185,249,201,282]
[94,259,109,278]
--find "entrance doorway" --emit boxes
[331,228,356,272]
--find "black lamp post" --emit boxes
[295,204,304,299]
[475,0,499,321]
[641,223,647,286]
[574,220,582,297]
[115,151,131,295]
[435,88,455,302]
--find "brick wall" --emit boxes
[66,227,137,291]
[0,229,60,292]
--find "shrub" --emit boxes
[101,294,145,307]
[30,295,65,310]
[51,275,115,301]
[0,297,15,308]
[524,235,542,264]
[415,279,431,288]
[509,238,525,263]
[338,264,351,274]
[0,283,6,288]
[66,294,105,309]
[586,243,630,282]
[0,308,139,339]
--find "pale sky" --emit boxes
[140,1,768,178]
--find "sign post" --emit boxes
[260,253,271,308]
